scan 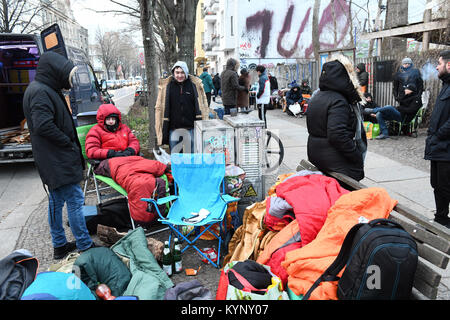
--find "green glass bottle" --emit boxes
[173,238,182,274]
[162,240,173,277]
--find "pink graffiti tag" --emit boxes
[277,5,312,58]
[245,0,350,59]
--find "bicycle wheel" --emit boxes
[264,130,284,172]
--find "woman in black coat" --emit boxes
[306,55,367,181]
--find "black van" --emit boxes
[0,24,111,163]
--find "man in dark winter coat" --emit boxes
[356,63,368,93]
[424,50,450,228]
[213,73,221,100]
[23,51,94,259]
[371,83,422,140]
[299,79,312,95]
[393,57,423,102]
[306,55,367,181]
[221,58,247,115]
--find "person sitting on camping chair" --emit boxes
[85,103,171,227]
[285,83,304,116]
[85,103,140,161]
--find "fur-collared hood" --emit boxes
[320,54,366,105]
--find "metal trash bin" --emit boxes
[194,119,235,165]
[223,114,265,217]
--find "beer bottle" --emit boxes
[173,238,182,273]
[162,240,173,277]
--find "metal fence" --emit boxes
[260,53,443,127]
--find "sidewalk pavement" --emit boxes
[3,97,448,299]
[210,98,449,299]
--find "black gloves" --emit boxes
[107,147,136,158]
[123,147,136,156]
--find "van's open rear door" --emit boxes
[40,24,68,58]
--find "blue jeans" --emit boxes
[169,128,194,153]
[48,183,92,250]
[373,106,402,136]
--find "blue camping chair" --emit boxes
[141,153,239,268]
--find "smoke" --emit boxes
[421,62,439,81]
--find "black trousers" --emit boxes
[430,160,450,219]
[206,92,211,107]
[257,104,268,128]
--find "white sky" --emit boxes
[71,0,142,45]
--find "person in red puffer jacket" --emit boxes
[86,103,140,159]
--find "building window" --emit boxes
[230,16,233,36]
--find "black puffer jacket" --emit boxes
[23,51,84,190]
[424,73,450,161]
[307,59,367,181]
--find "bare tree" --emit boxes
[139,0,158,151]
[161,0,199,73]
[95,29,118,80]
[312,0,321,61]
[0,0,54,33]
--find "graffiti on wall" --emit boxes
[240,0,350,59]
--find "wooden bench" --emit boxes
[297,159,450,300]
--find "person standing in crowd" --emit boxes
[155,61,208,153]
[199,67,214,107]
[237,68,251,112]
[306,54,367,181]
[221,58,247,115]
[268,72,279,93]
[255,65,271,127]
[370,83,422,140]
[299,79,312,95]
[424,50,450,228]
[393,57,423,102]
[23,51,94,259]
[213,73,221,101]
[356,63,369,93]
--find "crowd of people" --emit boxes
[21,48,450,263]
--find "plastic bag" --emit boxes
[288,103,302,115]
[153,147,171,164]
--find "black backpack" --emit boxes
[303,219,418,300]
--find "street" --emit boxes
[108,85,137,115]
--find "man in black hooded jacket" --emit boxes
[23,51,94,259]
[424,50,450,228]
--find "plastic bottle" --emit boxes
[162,240,173,277]
[173,238,182,273]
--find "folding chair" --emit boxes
[141,153,240,268]
[76,124,170,234]
[390,106,425,138]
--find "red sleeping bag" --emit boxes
[108,156,167,224]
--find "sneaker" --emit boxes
[375,134,389,140]
[53,241,77,260]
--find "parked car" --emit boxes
[115,79,122,89]
[134,85,149,103]
[0,23,110,163]
[106,80,115,89]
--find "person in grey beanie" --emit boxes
[393,57,423,102]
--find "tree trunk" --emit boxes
[312,0,321,62]
[139,0,157,151]
[381,0,408,55]
[176,24,196,74]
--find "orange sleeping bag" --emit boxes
[282,187,398,300]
